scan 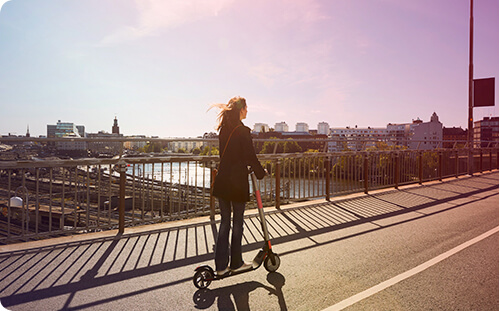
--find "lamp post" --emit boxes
[468,0,474,175]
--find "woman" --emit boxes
[211,96,266,276]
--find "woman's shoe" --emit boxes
[232,262,252,273]
[216,267,231,277]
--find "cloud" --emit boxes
[0,0,11,13]
[280,0,329,24]
[100,0,235,45]
[248,62,286,87]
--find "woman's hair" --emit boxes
[210,96,247,131]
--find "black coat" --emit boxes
[212,122,266,202]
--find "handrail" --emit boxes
[1,136,497,147]
[0,146,498,243]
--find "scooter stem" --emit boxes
[250,172,272,244]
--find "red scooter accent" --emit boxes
[193,171,281,289]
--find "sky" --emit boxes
[0,0,498,138]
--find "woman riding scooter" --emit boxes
[210,96,267,276]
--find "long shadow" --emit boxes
[0,174,497,309]
[192,272,287,311]
[276,190,498,258]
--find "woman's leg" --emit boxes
[215,198,231,271]
[229,201,246,269]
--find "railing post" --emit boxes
[479,149,483,173]
[489,149,493,171]
[210,161,216,221]
[116,161,128,234]
[419,151,423,184]
[468,147,474,175]
[275,159,281,209]
[438,151,443,181]
[394,152,399,189]
[363,153,369,194]
[325,156,331,201]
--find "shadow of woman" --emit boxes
[193,272,287,310]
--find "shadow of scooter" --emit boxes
[193,272,287,310]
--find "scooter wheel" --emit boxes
[193,267,214,289]
[264,253,281,272]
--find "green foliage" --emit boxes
[260,139,302,154]
[365,141,407,151]
[331,154,364,180]
[138,142,163,153]
[422,151,439,178]
[200,146,219,155]
[262,156,325,179]
[192,147,202,155]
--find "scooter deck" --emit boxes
[215,265,254,279]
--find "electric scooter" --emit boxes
[193,171,281,289]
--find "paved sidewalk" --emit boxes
[0,171,497,311]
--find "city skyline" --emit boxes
[0,0,498,138]
[0,110,474,138]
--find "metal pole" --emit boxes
[468,0,474,175]
[394,153,399,189]
[479,149,483,172]
[438,151,443,181]
[363,154,368,194]
[325,157,331,200]
[419,151,423,184]
[210,162,216,221]
[116,162,127,234]
[489,149,493,171]
[275,160,281,210]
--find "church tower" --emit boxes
[112,116,120,134]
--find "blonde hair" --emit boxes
[210,96,247,131]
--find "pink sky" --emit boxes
[0,0,498,137]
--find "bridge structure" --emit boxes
[0,138,498,310]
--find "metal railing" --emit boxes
[0,137,498,244]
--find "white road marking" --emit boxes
[323,226,499,311]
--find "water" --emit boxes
[127,162,212,188]
[125,162,357,200]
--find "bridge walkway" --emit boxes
[0,171,497,311]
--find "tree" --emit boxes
[139,142,162,153]
[284,140,302,153]
[260,139,302,154]
[192,147,202,155]
[200,146,219,155]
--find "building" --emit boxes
[409,112,443,150]
[87,131,123,155]
[474,117,499,147]
[112,116,120,134]
[443,127,467,148]
[317,122,330,135]
[47,121,85,139]
[202,132,218,150]
[386,113,443,150]
[253,123,270,133]
[123,135,147,150]
[386,120,420,147]
[168,140,204,153]
[87,117,124,156]
[329,126,387,151]
[47,120,87,156]
[295,122,309,133]
[274,122,289,132]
